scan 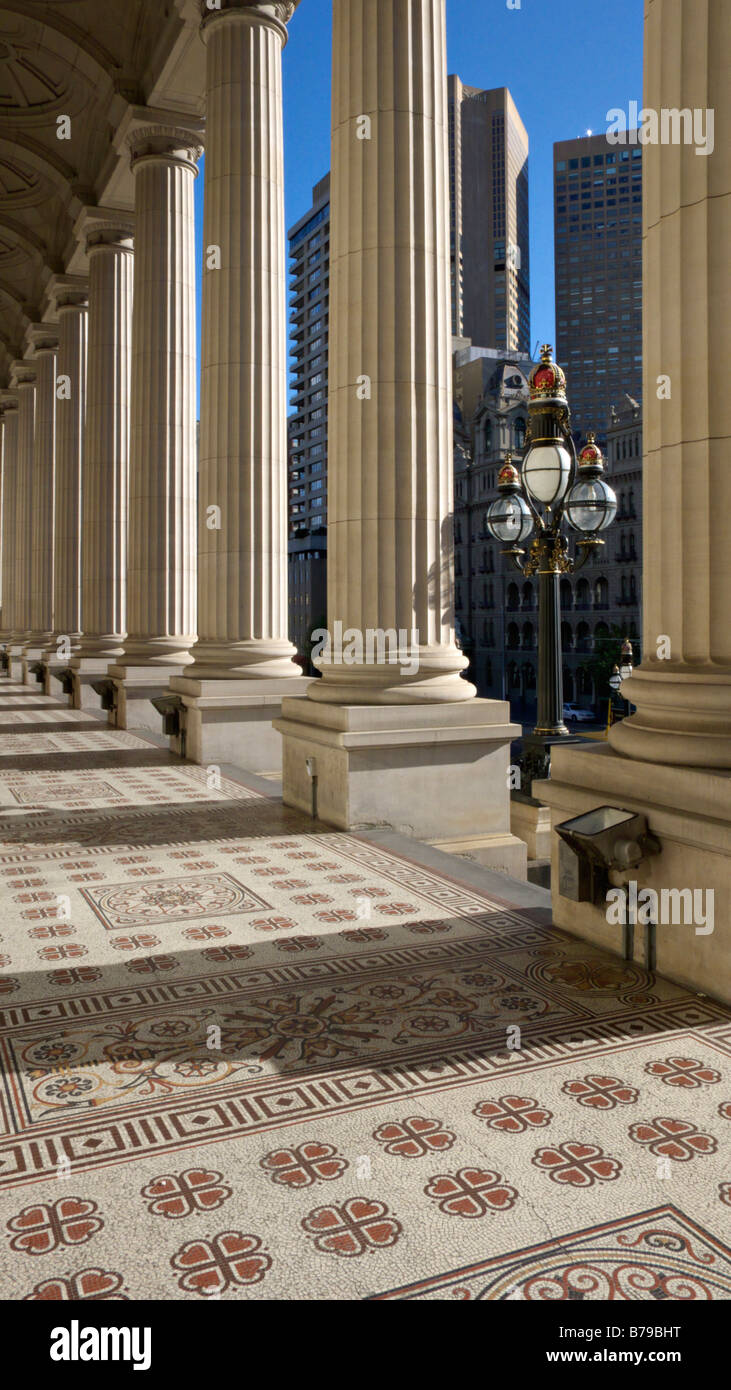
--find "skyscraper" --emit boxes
[287,173,330,657]
[553,133,643,441]
[447,79,530,353]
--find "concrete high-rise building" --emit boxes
[448,79,530,353]
[287,174,330,657]
[553,133,643,441]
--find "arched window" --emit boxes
[508,661,520,689]
[522,622,534,649]
[514,416,526,449]
[594,577,609,609]
[507,582,520,611]
[522,581,534,610]
[507,622,520,649]
[523,663,536,691]
[576,621,591,652]
[561,620,573,650]
[560,578,573,609]
[576,577,590,609]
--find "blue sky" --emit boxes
[194,0,644,404]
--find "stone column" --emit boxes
[10,361,35,682]
[43,278,88,694]
[311,0,470,706]
[70,214,133,711]
[0,393,18,651]
[108,118,203,731]
[169,1,309,771]
[608,0,731,768]
[24,325,59,685]
[537,0,731,1002]
[276,0,523,863]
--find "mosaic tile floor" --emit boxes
[0,679,729,1301]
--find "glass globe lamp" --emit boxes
[485,459,534,544]
[521,440,573,507]
[564,433,617,533]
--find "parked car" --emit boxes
[563,703,596,723]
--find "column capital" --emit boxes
[0,389,19,412]
[200,0,301,42]
[47,274,89,315]
[26,323,60,357]
[74,206,135,259]
[116,106,204,174]
[9,359,36,389]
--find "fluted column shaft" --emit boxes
[609,0,730,766]
[116,124,201,668]
[0,395,18,640]
[76,226,133,661]
[12,367,35,647]
[28,333,59,645]
[51,288,87,651]
[311,0,471,704]
[188,1,300,679]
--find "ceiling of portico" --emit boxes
[0,0,205,384]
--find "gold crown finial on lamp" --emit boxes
[529,344,567,403]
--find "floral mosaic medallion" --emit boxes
[81,874,272,929]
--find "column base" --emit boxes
[274,696,521,840]
[608,665,731,768]
[535,741,731,1004]
[106,664,191,732]
[167,676,312,771]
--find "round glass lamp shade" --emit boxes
[521,442,573,506]
[485,493,534,544]
[564,477,618,533]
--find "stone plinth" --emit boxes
[169,675,311,772]
[275,697,522,841]
[510,793,553,861]
[536,742,731,1004]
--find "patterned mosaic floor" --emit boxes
[0,678,729,1301]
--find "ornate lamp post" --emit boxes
[609,636,635,717]
[485,345,617,781]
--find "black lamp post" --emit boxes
[609,637,634,718]
[484,345,618,783]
